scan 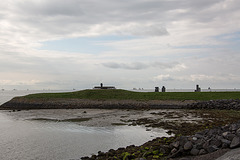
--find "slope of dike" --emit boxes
[1,89,240,110]
[0,97,195,110]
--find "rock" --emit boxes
[195,142,204,150]
[190,148,199,156]
[171,141,180,148]
[184,141,193,150]
[230,124,238,131]
[207,129,218,136]
[236,128,240,136]
[210,139,222,148]
[194,134,204,139]
[207,145,219,153]
[221,138,231,147]
[192,137,197,141]
[117,147,125,151]
[159,148,166,154]
[108,149,115,153]
[98,151,104,156]
[221,125,230,132]
[203,141,210,150]
[222,131,230,137]
[179,136,188,146]
[230,136,240,148]
[199,149,207,155]
[91,155,97,159]
[171,148,178,154]
[223,132,236,141]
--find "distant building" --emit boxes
[93,83,116,89]
[195,85,201,92]
[162,86,166,92]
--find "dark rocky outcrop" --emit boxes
[186,99,240,110]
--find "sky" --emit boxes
[0,0,240,90]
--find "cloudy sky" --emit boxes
[1,0,240,90]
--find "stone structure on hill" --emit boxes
[162,86,166,92]
[195,84,201,92]
[93,83,116,89]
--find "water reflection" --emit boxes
[0,112,168,160]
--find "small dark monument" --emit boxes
[93,83,116,89]
[195,84,201,92]
[155,87,159,92]
[162,86,166,92]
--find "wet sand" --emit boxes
[3,109,205,128]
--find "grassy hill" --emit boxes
[23,89,240,101]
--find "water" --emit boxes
[0,90,168,160]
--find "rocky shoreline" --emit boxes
[80,120,240,160]
[1,97,240,111]
[0,97,196,110]
[79,99,240,160]
[186,99,240,110]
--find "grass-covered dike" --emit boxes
[24,89,240,101]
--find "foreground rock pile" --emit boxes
[168,121,240,158]
[186,99,240,110]
[81,121,240,160]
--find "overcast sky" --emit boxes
[1,0,240,90]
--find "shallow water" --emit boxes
[0,111,167,159]
[0,90,169,160]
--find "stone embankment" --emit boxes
[169,121,240,158]
[81,121,240,160]
[2,98,240,111]
[0,97,195,110]
[186,99,240,110]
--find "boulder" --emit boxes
[199,149,207,155]
[207,145,219,153]
[230,136,240,148]
[190,148,199,156]
[184,141,193,150]
[171,141,180,148]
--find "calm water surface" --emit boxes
[0,90,168,160]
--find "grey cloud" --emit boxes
[6,0,173,37]
[16,0,84,16]
[102,61,183,70]
[102,62,148,70]
[128,24,169,37]
[3,0,235,39]
[8,0,232,23]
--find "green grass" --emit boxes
[22,89,240,101]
